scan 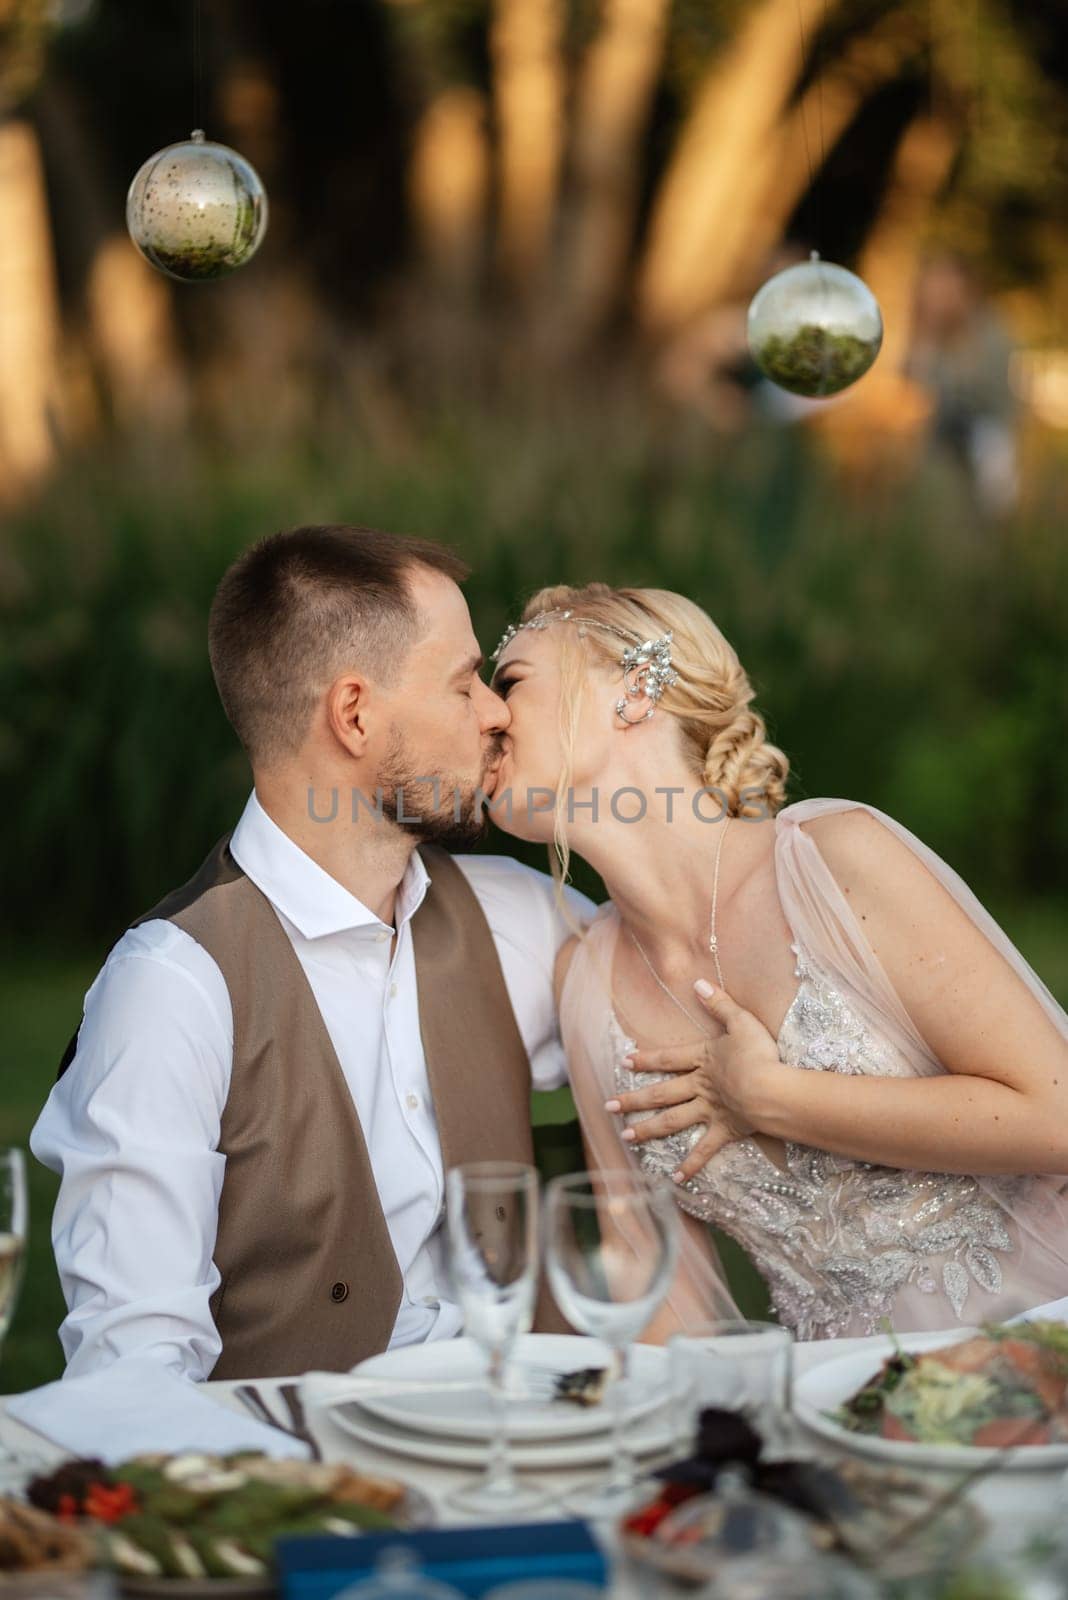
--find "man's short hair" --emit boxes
[208,523,469,765]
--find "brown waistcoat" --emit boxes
[58,834,566,1377]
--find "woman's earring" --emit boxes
[615,694,654,725]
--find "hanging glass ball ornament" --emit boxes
[126,130,268,283]
[747,253,883,397]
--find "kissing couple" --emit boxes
[34,522,1068,1381]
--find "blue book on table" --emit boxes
[277,1519,609,1599]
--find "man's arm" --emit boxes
[31,921,233,1379]
[451,856,598,1089]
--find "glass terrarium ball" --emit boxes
[747,254,883,397]
[126,130,268,283]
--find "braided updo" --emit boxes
[519,581,789,821]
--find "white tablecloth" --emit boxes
[4,1329,1068,1596]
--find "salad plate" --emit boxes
[795,1324,1068,1471]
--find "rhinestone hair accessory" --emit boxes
[491,607,678,725]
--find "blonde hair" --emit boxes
[515,582,790,890]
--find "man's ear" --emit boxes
[327,673,371,755]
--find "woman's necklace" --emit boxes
[627,817,731,1034]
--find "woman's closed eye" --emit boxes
[493,676,517,698]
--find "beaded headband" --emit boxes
[490,607,678,725]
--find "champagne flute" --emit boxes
[0,1149,30,1486]
[545,1169,678,1517]
[0,1149,27,1365]
[444,1161,548,1518]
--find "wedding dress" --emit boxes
[560,798,1068,1339]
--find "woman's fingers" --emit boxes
[619,1102,706,1145]
[624,1044,708,1075]
[605,1076,695,1116]
[692,982,744,1031]
[672,1126,731,1182]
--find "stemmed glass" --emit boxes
[0,1149,27,1367]
[545,1169,678,1517]
[0,1149,30,1487]
[444,1161,548,1518]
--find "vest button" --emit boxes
[330,1281,349,1303]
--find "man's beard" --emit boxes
[377,726,499,850]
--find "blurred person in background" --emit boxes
[906,252,1021,519]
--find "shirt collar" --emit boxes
[229,790,431,939]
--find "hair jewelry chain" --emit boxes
[492,608,678,725]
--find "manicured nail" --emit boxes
[621,1129,636,1143]
[621,1054,636,1067]
[694,979,715,999]
[604,1099,621,1113]
[672,1170,686,1184]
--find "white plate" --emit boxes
[351,1334,669,1442]
[795,1327,1068,1471]
[329,1402,674,1470]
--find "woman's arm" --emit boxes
[612,810,1068,1181]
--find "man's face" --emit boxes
[374,566,511,847]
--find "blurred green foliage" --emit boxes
[1,406,1065,945]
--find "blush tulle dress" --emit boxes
[560,799,1068,1339]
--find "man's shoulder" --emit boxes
[80,919,233,1033]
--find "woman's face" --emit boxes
[488,626,616,841]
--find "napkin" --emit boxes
[8,1356,310,1464]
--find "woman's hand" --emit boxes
[604,983,787,1183]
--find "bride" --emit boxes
[487,582,1068,1341]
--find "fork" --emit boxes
[234,1383,319,1456]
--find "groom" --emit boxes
[32,524,594,1381]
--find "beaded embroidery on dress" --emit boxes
[560,798,1068,1342]
[613,940,1022,1340]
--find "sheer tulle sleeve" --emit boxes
[774,797,1068,1285]
[559,909,741,1336]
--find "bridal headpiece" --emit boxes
[491,607,678,725]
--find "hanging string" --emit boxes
[793,0,826,255]
[193,0,204,133]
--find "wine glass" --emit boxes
[0,1149,27,1365]
[0,1149,31,1488]
[444,1161,548,1518]
[544,1169,679,1517]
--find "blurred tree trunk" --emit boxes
[491,0,565,295]
[0,118,61,498]
[638,0,834,332]
[817,108,960,476]
[409,85,491,296]
[558,0,670,336]
[728,10,922,298]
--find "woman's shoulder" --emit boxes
[552,903,618,1006]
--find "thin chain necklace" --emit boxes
[627,817,731,1034]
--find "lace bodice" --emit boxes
[613,942,1023,1340]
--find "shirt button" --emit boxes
[377,930,390,943]
[330,1281,349,1303]
[406,1091,420,1111]
[389,982,398,998]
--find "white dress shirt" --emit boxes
[32,792,596,1380]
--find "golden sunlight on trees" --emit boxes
[491,0,566,293]
[0,120,61,498]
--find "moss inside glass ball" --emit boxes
[756,323,879,397]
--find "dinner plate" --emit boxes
[794,1328,1068,1471]
[329,1395,675,1469]
[351,1334,669,1442]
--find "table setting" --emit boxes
[5,1151,1068,1600]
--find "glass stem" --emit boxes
[483,1345,518,1498]
[606,1341,635,1493]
